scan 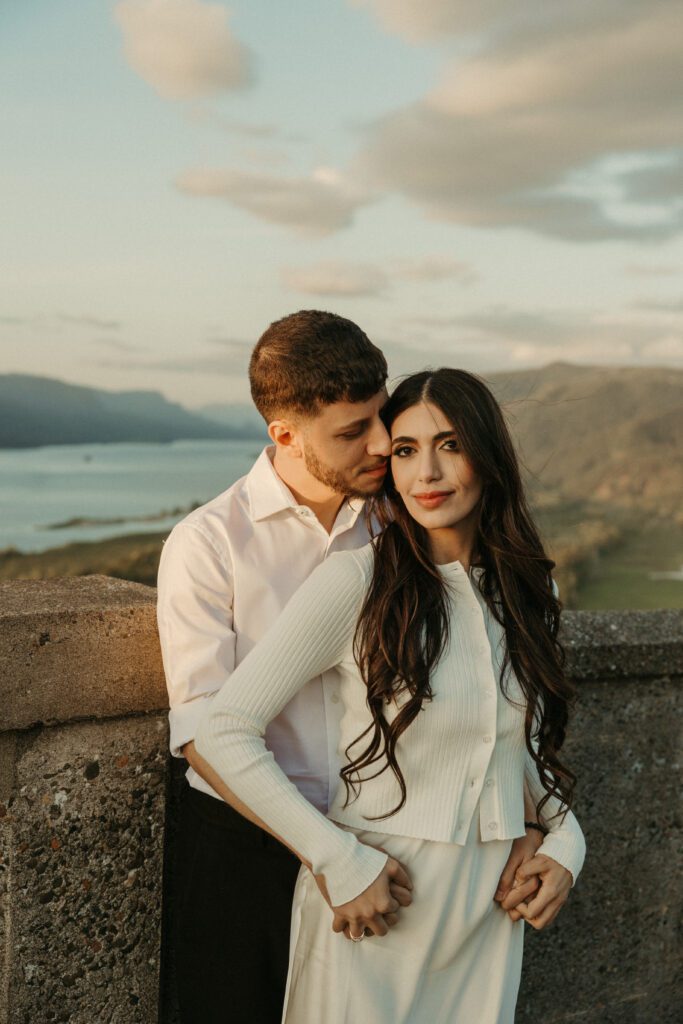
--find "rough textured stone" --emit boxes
[1,715,167,1024]
[517,672,681,1023]
[0,577,682,1023]
[0,575,166,731]
[560,609,683,681]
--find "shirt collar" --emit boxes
[246,445,365,525]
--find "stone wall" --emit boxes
[0,576,681,1024]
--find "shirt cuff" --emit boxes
[536,810,586,887]
[314,832,389,907]
[169,696,216,759]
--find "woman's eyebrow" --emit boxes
[391,430,457,445]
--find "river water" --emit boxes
[0,439,263,553]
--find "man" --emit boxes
[157,310,543,1023]
[156,310,392,1023]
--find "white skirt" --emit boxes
[282,807,525,1024]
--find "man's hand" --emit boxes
[502,854,573,930]
[315,857,413,940]
[493,827,544,921]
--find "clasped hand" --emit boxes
[315,831,573,941]
[493,831,573,930]
[315,855,413,941]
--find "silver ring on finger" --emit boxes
[349,930,365,942]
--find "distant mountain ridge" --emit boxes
[485,362,683,519]
[197,401,267,436]
[1,366,680,521]
[0,375,266,448]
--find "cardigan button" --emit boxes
[482,735,492,743]
[485,778,494,788]
[488,821,498,831]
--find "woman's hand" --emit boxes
[504,853,573,929]
[315,856,413,940]
[493,827,543,921]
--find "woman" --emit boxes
[194,368,586,1023]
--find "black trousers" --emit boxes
[173,778,302,1024]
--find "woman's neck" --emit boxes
[427,525,478,571]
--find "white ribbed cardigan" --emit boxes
[194,543,586,907]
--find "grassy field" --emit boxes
[0,530,166,587]
[571,517,683,610]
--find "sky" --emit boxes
[1,0,681,409]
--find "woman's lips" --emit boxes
[413,491,454,508]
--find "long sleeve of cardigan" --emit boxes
[524,744,586,884]
[193,550,389,907]
[522,578,586,886]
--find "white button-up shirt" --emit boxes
[156,445,370,812]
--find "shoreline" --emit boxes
[2,509,683,610]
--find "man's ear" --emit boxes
[268,418,304,458]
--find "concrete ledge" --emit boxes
[2,577,682,737]
[0,576,166,732]
[562,608,683,680]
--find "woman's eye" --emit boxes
[392,445,414,458]
[442,439,460,451]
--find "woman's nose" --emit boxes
[417,453,441,483]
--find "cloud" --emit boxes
[114,0,252,100]
[282,261,389,297]
[92,337,143,353]
[0,313,123,331]
[58,314,122,330]
[392,256,477,284]
[355,0,683,241]
[397,302,683,367]
[624,263,679,278]
[633,298,683,312]
[352,0,660,44]
[96,338,253,375]
[281,254,476,298]
[175,167,373,235]
[350,0,514,41]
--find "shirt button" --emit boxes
[484,688,494,697]
[330,692,340,704]
[485,778,494,788]
[482,735,492,743]
[488,821,498,831]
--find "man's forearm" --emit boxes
[181,741,311,868]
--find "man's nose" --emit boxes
[366,419,391,457]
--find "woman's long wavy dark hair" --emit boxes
[340,368,576,827]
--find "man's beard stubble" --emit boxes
[303,443,382,500]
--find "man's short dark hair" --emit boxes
[249,310,388,423]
